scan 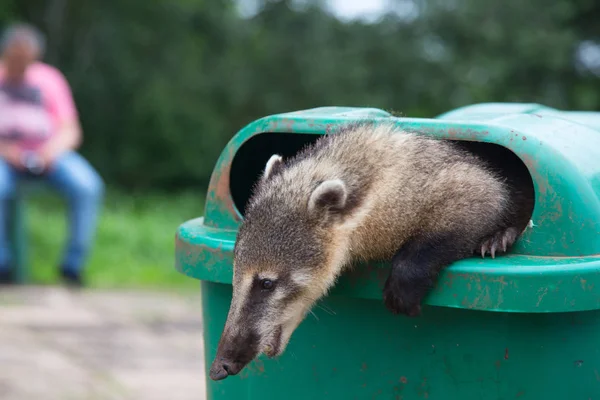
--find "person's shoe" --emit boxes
[59,267,84,288]
[0,265,16,285]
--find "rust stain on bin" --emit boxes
[441,127,489,141]
[254,358,265,374]
[205,143,244,229]
[176,236,230,272]
[280,118,295,131]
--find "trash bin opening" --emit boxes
[230,132,535,222]
[230,132,320,216]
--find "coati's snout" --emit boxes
[209,337,256,381]
[209,321,275,381]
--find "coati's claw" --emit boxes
[478,227,519,259]
[382,278,423,317]
[480,239,490,258]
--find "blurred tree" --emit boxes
[412,0,598,109]
[1,0,598,192]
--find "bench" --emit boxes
[6,181,48,284]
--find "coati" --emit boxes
[209,122,534,381]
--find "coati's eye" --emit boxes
[261,279,274,290]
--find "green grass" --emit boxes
[22,188,205,291]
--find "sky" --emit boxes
[326,0,390,21]
[237,0,394,22]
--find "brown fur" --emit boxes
[244,122,524,262]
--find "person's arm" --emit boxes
[36,65,82,165]
[0,87,23,168]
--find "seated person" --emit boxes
[0,23,104,286]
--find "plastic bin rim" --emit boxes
[175,218,600,314]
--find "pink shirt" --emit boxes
[0,62,78,150]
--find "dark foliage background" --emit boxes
[3,0,599,192]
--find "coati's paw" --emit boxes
[478,227,519,259]
[382,277,423,317]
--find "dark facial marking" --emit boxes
[242,273,305,321]
[242,276,277,321]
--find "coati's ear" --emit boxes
[262,154,284,181]
[308,179,348,216]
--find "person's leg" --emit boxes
[44,151,104,284]
[0,158,19,282]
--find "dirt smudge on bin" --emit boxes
[418,377,430,399]
[254,358,265,374]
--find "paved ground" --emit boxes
[0,285,206,400]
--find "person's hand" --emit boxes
[38,136,72,170]
[35,119,82,170]
[38,147,57,168]
[0,145,49,174]
[0,143,26,170]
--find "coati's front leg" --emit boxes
[383,232,473,317]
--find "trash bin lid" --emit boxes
[176,104,600,314]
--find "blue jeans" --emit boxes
[0,151,104,273]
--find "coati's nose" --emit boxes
[209,358,236,381]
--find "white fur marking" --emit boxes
[257,273,279,281]
[271,288,286,303]
[291,272,312,286]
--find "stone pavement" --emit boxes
[0,285,206,400]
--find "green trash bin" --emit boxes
[175,104,600,400]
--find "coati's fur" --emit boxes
[209,122,534,381]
